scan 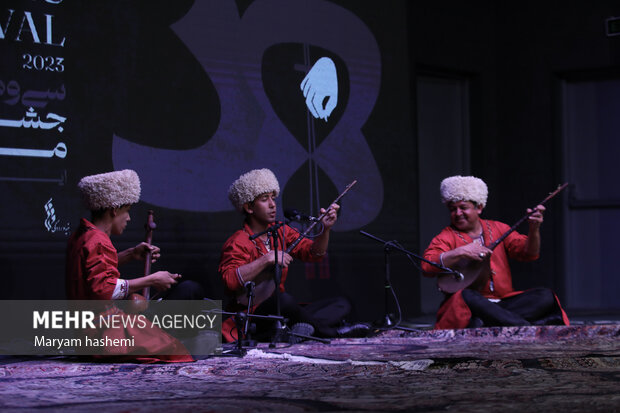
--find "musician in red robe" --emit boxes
[66,169,199,362]
[219,168,369,342]
[421,175,569,329]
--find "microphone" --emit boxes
[244,281,255,298]
[284,208,320,222]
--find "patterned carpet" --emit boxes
[0,324,618,412]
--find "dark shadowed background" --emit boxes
[1,0,618,322]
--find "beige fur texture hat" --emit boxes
[440,175,488,208]
[228,168,280,212]
[78,169,141,211]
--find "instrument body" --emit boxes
[235,181,357,307]
[437,183,568,293]
[438,256,491,294]
[236,269,276,306]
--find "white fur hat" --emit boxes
[440,175,488,208]
[228,168,280,212]
[78,169,141,211]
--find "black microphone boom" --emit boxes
[284,208,320,222]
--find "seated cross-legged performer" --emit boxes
[66,169,204,362]
[421,175,569,329]
[219,168,369,343]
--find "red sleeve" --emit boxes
[421,228,455,276]
[283,225,323,263]
[218,235,256,292]
[83,240,119,300]
[494,221,539,262]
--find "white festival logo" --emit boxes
[44,198,70,234]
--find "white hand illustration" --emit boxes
[300,57,338,121]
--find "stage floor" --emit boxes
[0,323,619,412]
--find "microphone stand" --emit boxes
[359,230,461,332]
[250,220,331,346]
[383,240,394,328]
[217,310,286,357]
[249,222,287,346]
[243,281,256,342]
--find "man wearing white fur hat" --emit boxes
[219,168,368,342]
[66,169,188,301]
[422,175,568,330]
[66,169,204,361]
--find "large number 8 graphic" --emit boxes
[113,0,382,230]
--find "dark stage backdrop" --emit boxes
[4,0,619,321]
[0,0,418,321]
[407,0,620,315]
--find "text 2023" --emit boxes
[22,54,64,72]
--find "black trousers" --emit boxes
[159,280,205,300]
[461,287,564,327]
[253,292,351,338]
[141,280,206,339]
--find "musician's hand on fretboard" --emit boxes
[320,203,340,229]
[132,242,161,263]
[527,204,545,228]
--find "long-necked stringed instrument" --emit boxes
[437,183,568,293]
[128,210,156,312]
[142,210,156,299]
[236,181,357,306]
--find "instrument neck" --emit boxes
[142,210,155,300]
